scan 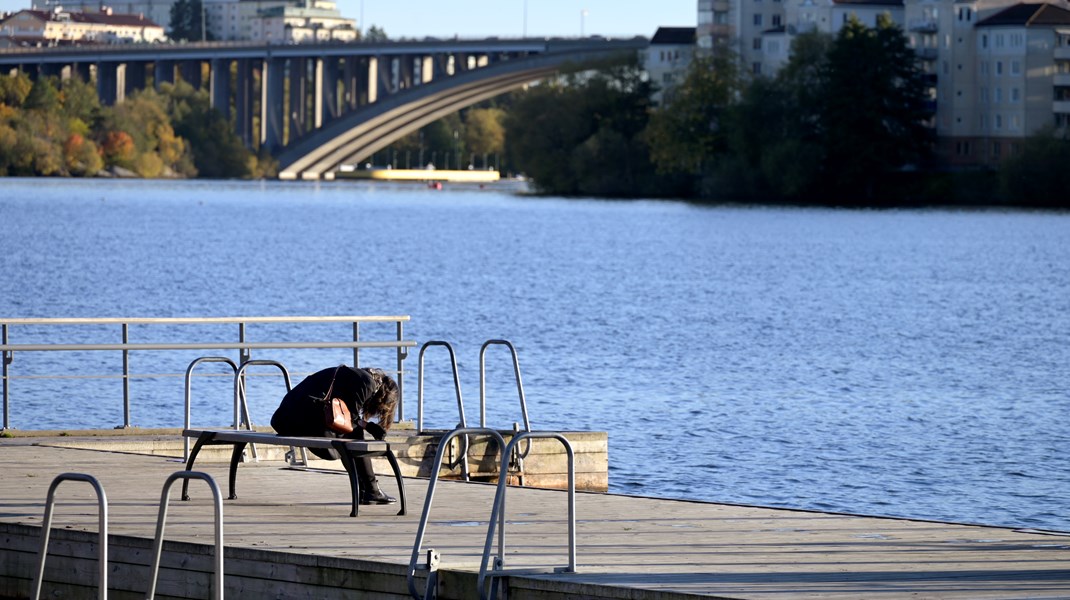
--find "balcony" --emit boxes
[713,0,730,12]
[915,47,938,61]
[1055,47,1070,60]
[1054,74,1070,87]
[909,18,939,33]
[1053,100,1070,113]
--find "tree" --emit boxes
[817,15,934,200]
[160,80,251,177]
[169,0,208,41]
[0,72,32,107]
[645,47,743,178]
[363,25,388,42]
[463,107,505,164]
[998,127,1070,207]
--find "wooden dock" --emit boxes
[1,434,1067,599]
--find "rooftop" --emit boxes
[976,2,1070,26]
[650,26,695,45]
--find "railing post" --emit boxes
[2,323,10,431]
[396,319,405,422]
[122,322,131,428]
[352,321,360,367]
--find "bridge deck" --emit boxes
[1,438,1067,599]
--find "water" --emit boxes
[1,178,1067,532]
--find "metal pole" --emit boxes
[396,320,404,422]
[122,323,130,428]
[2,323,9,431]
[352,321,360,367]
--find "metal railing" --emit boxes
[0,316,413,431]
[33,473,109,600]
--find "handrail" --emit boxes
[478,432,577,600]
[147,471,225,600]
[417,341,470,478]
[478,339,532,460]
[33,473,109,600]
[184,357,239,461]
[232,360,292,462]
[0,316,413,431]
[408,427,507,600]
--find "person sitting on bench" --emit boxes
[271,365,399,505]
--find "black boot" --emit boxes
[360,479,397,505]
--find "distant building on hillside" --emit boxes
[642,26,696,105]
[29,0,357,41]
[0,7,165,45]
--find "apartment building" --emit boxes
[698,0,1070,165]
[0,7,165,44]
[28,0,357,42]
[643,26,697,105]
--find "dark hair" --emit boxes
[363,368,398,431]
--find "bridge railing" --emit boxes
[0,316,414,431]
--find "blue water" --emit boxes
[1,178,1068,532]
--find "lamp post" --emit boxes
[523,0,527,37]
[580,9,588,37]
[360,0,364,38]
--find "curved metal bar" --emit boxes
[146,471,225,600]
[233,360,292,462]
[33,473,109,600]
[478,340,532,458]
[407,427,506,600]
[416,341,467,433]
[183,357,239,461]
[478,432,576,600]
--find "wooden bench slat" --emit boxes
[182,429,388,451]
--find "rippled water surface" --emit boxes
[1,178,1067,531]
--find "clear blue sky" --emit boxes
[0,0,696,39]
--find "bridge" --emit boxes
[0,37,647,179]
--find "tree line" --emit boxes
[0,72,273,178]
[494,15,1070,208]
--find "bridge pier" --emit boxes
[261,57,284,153]
[96,62,119,105]
[154,61,175,88]
[289,58,308,141]
[179,60,202,89]
[210,58,231,118]
[125,62,147,98]
[235,59,254,147]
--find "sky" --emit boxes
[0,0,697,39]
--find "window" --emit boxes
[980,87,988,103]
[754,37,762,50]
[980,61,988,76]
[1011,116,1020,130]
[752,62,762,74]
[981,34,987,49]
[994,87,1002,103]
[1010,33,1023,47]
[754,14,762,26]
[995,114,1002,129]
[995,34,1004,48]
[1011,87,1020,102]
[992,142,1001,158]
[996,61,1003,75]
[772,14,782,26]
[1011,60,1020,75]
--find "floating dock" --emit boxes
[336,168,501,183]
[1,433,1067,599]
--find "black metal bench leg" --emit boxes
[385,450,407,516]
[333,441,361,517]
[227,442,248,500]
[183,431,216,501]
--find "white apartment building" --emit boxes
[29,0,357,42]
[0,7,165,44]
[643,26,696,105]
[697,0,1070,165]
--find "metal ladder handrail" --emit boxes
[232,359,292,462]
[407,427,507,600]
[33,473,109,600]
[478,339,533,463]
[146,471,225,600]
[478,432,577,600]
[417,341,470,478]
[183,357,239,461]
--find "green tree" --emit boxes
[364,25,388,42]
[169,0,208,41]
[0,72,32,107]
[998,127,1070,207]
[645,48,743,178]
[505,61,669,196]
[463,107,505,165]
[160,80,251,177]
[818,15,934,200]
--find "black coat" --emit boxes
[270,365,376,459]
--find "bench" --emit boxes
[181,429,406,517]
